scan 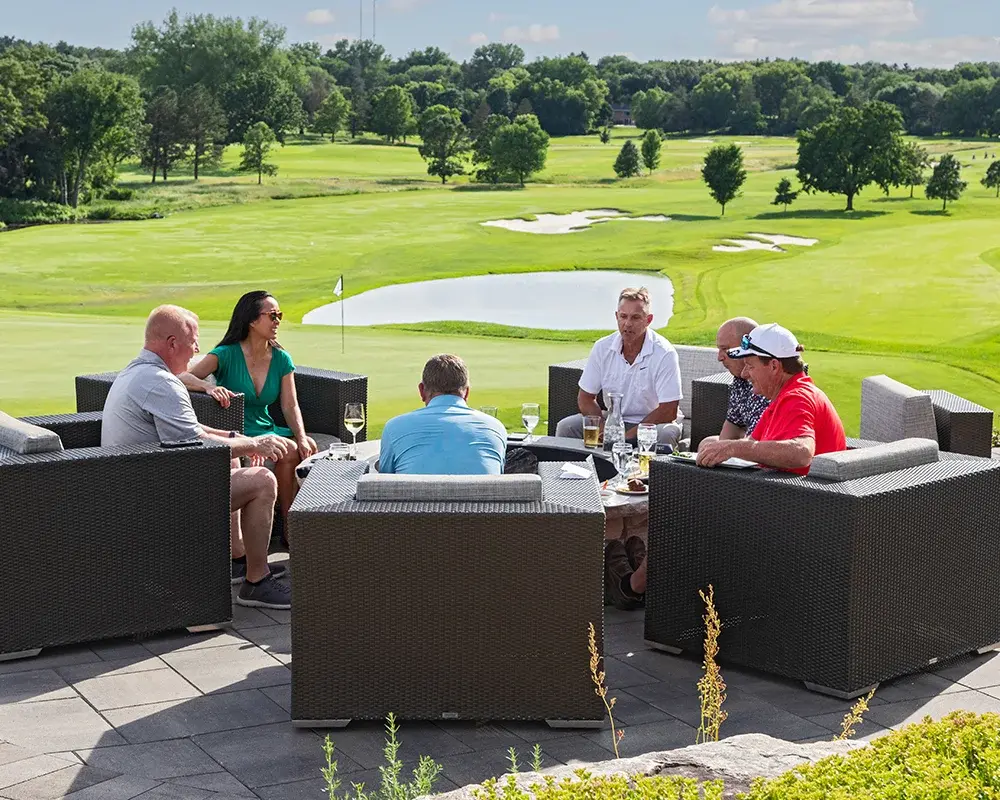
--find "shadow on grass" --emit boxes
[753,209,887,220]
[670,213,719,222]
[452,184,526,192]
[872,196,918,203]
[911,209,951,216]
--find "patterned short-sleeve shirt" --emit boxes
[726,376,770,436]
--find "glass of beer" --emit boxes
[583,415,602,448]
[637,423,657,475]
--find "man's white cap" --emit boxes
[726,323,802,359]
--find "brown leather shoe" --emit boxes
[605,540,644,610]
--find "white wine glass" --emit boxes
[521,403,540,443]
[344,402,366,458]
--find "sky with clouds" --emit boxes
[6,0,999,67]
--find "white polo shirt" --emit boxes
[579,329,683,424]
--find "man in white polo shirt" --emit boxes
[555,286,683,448]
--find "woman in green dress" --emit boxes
[183,291,319,542]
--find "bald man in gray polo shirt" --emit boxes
[103,305,294,610]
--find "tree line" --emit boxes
[3,14,1000,208]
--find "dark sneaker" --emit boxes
[231,560,288,585]
[237,574,292,609]
[624,536,646,571]
[605,540,644,611]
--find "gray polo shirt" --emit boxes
[101,349,202,447]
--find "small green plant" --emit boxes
[507,746,520,774]
[588,621,624,758]
[696,586,727,744]
[474,769,725,800]
[991,428,999,447]
[836,687,876,741]
[322,712,442,800]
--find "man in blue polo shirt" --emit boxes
[378,354,507,474]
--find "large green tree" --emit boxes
[179,83,227,180]
[701,143,746,216]
[772,177,798,212]
[140,85,185,182]
[370,85,414,144]
[312,87,349,141]
[239,121,278,184]
[795,101,906,211]
[417,104,469,183]
[925,154,966,211]
[464,43,525,90]
[471,112,508,183]
[491,113,549,186]
[983,160,1000,198]
[640,129,662,175]
[895,141,930,198]
[46,67,143,206]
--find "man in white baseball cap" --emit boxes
[696,323,846,475]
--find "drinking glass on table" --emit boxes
[637,423,657,476]
[521,403,540,442]
[611,442,633,489]
[326,443,351,461]
[344,402,366,458]
[583,415,602,448]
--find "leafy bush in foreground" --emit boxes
[473,713,1000,800]
[103,186,137,201]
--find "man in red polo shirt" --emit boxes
[696,323,846,474]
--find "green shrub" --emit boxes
[473,714,1000,800]
[103,186,137,201]
[992,429,999,448]
[0,198,77,225]
[84,205,161,221]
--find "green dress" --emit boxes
[208,342,296,438]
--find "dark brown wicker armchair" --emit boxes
[1,413,232,660]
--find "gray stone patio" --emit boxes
[4,551,1000,799]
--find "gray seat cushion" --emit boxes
[356,473,542,502]
[810,438,939,482]
[860,375,938,443]
[0,411,64,454]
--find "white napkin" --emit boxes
[559,462,592,480]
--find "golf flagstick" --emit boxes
[334,275,344,354]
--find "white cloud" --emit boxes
[304,8,335,25]
[815,36,1000,66]
[708,0,925,60]
[468,32,490,45]
[708,0,919,37]
[503,23,560,44]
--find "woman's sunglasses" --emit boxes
[262,311,283,322]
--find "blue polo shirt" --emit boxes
[378,395,508,475]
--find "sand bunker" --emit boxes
[713,232,819,253]
[481,209,670,235]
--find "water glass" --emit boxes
[521,403,540,442]
[583,415,602,448]
[611,441,633,488]
[326,443,352,461]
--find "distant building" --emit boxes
[611,103,633,126]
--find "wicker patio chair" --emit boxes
[546,345,726,441]
[1,411,232,661]
[644,439,1000,698]
[288,459,607,727]
[860,375,994,458]
[689,372,734,450]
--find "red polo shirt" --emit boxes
[751,372,847,475]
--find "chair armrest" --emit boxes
[18,412,104,449]
[271,366,368,442]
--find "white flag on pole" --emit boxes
[334,276,343,297]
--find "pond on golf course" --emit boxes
[302,270,674,330]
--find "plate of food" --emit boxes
[615,477,649,495]
[667,451,698,465]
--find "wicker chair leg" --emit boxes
[293,719,352,729]
[645,639,683,655]
[0,649,41,662]
[545,719,605,730]
[803,681,879,700]
[977,642,1000,655]
[186,624,227,634]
